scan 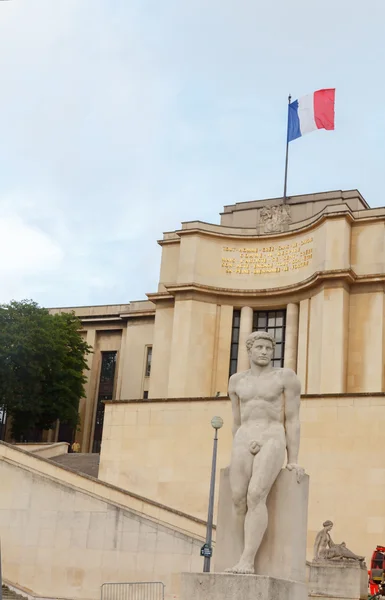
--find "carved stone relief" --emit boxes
[259,205,292,233]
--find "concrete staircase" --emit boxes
[2,585,27,600]
[50,452,100,477]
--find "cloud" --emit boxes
[0,213,63,302]
[0,215,62,272]
[0,0,383,307]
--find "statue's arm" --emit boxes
[313,532,322,559]
[283,370,304,481]
[228,374,241,438]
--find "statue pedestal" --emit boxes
[180,572,308,600]
[308,561,368,599]
[214,467,309,582]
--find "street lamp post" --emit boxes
[202,415,223,573]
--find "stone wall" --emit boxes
[14,442,69,459]
[99,395,385,563]
[99,399,232,520]
[0,442,205,600]
[49,196,385,450]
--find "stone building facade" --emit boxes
[96,189,385,562]
[5,187,385,562]
[46,189,383,452]
[3,188,385,599]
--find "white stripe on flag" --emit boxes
[298,94,317,136]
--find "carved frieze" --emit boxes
[259,204,292,233]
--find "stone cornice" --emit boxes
[157,204,361,246]
[163,269,356,298]
[79,309,156,324]
[80,316,126,323]
[147,271,385,305]
[157,236,181,247]
[104,397,230,404]
[146,291,175,304]
[105,391,385,405]
[158,205,385,247]
[120,310,156,319]
[221,189,370,213]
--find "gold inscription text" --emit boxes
[221,238,313,275]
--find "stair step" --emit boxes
[50,452,100,478]
[2,585,28,600]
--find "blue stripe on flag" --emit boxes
[288,99,301,142]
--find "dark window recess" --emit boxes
[143,391,149,399]
[92,351,117,454]
[145,346,152,377]
[58,421,75,447]
[229,309,241,377]
[0,408,6,441]
[252,310,286,367]
[17,425,43,443]
[229,309,287,374]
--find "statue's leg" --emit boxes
[339,546,365,561]
[226,445,253,571]
[232,438,285,574]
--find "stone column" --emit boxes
[148,303,174,399]
[319,287,349,394]
[284,303,299,372]
[297,299,309,393]
[237,306,253,372]
[168,299,218,397]
[211,305,233,396]
[81,328,96,452]
[115,325,128,399]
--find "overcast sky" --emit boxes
[0,0,384,308]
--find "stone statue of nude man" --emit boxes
[226,330,305,575]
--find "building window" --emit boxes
[229,309,241,377]
[252,310,286,367]
[229,308,286,375]
[0,407,6,441]
[145,346,152,377]
[143,391,149,399]
[58,421,75,446]
[92,351,117,454]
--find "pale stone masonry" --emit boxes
[99,394,385,565]
[0,442,204,600]
[180,572,308,600]
[2,188,385,599]
[33,189,385,452]
[8,187,385,571]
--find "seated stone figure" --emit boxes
[313,521,365,563]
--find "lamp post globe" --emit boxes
[211,416,223,430]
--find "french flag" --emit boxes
[288,89,335,142]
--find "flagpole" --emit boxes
[283,94,291,204]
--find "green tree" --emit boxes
[0,300,91,441]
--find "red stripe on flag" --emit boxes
[314,88,335,131]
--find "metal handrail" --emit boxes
[101,581,165,600]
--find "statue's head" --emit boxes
[323,520,333,532]
[246,331,275,367]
